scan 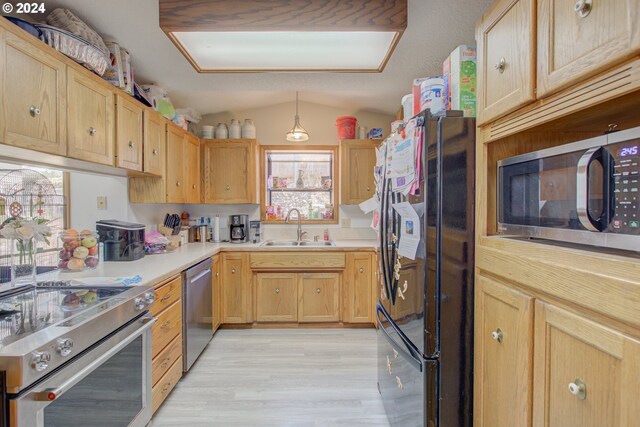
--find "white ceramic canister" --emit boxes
[242,119,256,138]
[215,123,229,139]
[420,77,446,114]
[401,94,413,121]
[229,119,241,138]
[358,125,368,139]
[201,125,214,139]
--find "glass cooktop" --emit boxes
[0,285,129,347]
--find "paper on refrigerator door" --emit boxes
[359,196,378,214]
[391,201,421,260]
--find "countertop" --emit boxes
[42,240,377,288]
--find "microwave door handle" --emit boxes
[576,147,600,231]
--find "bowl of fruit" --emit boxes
[58,229,100,271]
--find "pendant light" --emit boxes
[286,92,309,142]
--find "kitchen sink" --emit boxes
[260,241,336,247]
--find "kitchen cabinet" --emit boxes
[474,274,534,427]
[184,134,201,203]
[256,273,298,322]
[165,124,186,203]
[143,109,166,176]
[151,275,181,317]
[537,0,640,97]
[340,140,377,205]
[532,301,640,427]
[152,356,183,414]
[151,335,181,387]
[0,29,67,155]
[298,273,340,323]
[222,253,251,324]
[476,0,535,125]
[152,299,182,358]
[202,139,257,204]
[343,253,374,323]
[115,94,143,171]
[212,255,222,333]
[66,67,115,165]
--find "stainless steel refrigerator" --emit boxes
[377,110,475,427]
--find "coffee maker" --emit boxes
[229,215,249,243]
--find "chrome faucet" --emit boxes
[285,208,307,242]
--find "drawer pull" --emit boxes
[160,320,171,330]
[161,382,171,394]
[152,149,158,155]
[574,0,592,17]
[386,356,392,374]
[89,127,97,136]
[316,288,321,294]
[491,328,504,343]
[231,268,236,274]
[396,376,403,390]
[494,58,506,74]
[160,357,171,369]
[226,184,230,190]
[160,294,172,302]
[359,268,364,273]
[275,288,280,294]
[568,379,586,400]
[29,105,41,116]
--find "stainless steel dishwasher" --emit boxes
[182,258,213,371]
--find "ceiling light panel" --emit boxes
[171,31,398,71]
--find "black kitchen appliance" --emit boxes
[497,126,640,251]
[377,110,475,427]
[229,215,249,243]
[96,220,145,261]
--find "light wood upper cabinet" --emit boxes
[202,139,257,204]
[222,253,251,324]
[533,301,640,427]
[256,273,298,322]
[67,68,114,165]
[476,0,536,125]
[165,125,185,203]
[143,110,166,176]
[537,0,640,97]
[184,134,201,204]
[340,140,377,205]
[115,94,143,171]
[298,273,340,323]
[474,274,534,427]
[212,255,221,333]
[343,253,374,323]
[1,30,66,155]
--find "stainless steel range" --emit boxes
[0,281,155,427]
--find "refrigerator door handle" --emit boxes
[379,178,392,301]
[376,304,422,371]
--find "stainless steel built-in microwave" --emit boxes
[497,126,640,251]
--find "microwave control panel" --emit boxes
[610,142,640,234]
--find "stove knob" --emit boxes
[56,338,74,357]
[144,291,155,306]
[134,297,146,311]
[31,351,51,372]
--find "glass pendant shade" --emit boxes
[286,92,309,142]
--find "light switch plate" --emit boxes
[341,218,351,228]
[97,196,107,210]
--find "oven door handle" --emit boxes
[576,147,607,231]
[33,314,156,402]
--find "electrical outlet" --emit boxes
[96,196,107,210]
[341,218,351,228]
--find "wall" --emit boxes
[200,100,393,145]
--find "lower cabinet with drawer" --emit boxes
[150,275,183,415]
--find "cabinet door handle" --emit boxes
[89,127,97,136]
[128,140,135,148]
[160,320,171,329]
[491,328,504,343]
[160,294,171,302]
[160,356,171,369]
[176,181,181,187]
[231,268,236,274]
[316,288,321,294]
[226,185,230,190]
[366,186,371,192]
[574,0,592,17]
[359,268,364,273]
[152,149,158,155]
[215,272,219,277]
[494,58,506,74]
[275,288,280,294]
[29,105,41,116]
[192,184,196,189]
[568,379,586,400]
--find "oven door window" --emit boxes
[43,336,143,427]
[500,151,596,230]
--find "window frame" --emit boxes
[259,145,339,224]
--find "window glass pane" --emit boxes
[264,150,335,221]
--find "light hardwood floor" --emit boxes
[151,328,390,427]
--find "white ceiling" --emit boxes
[38,0,492,115]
